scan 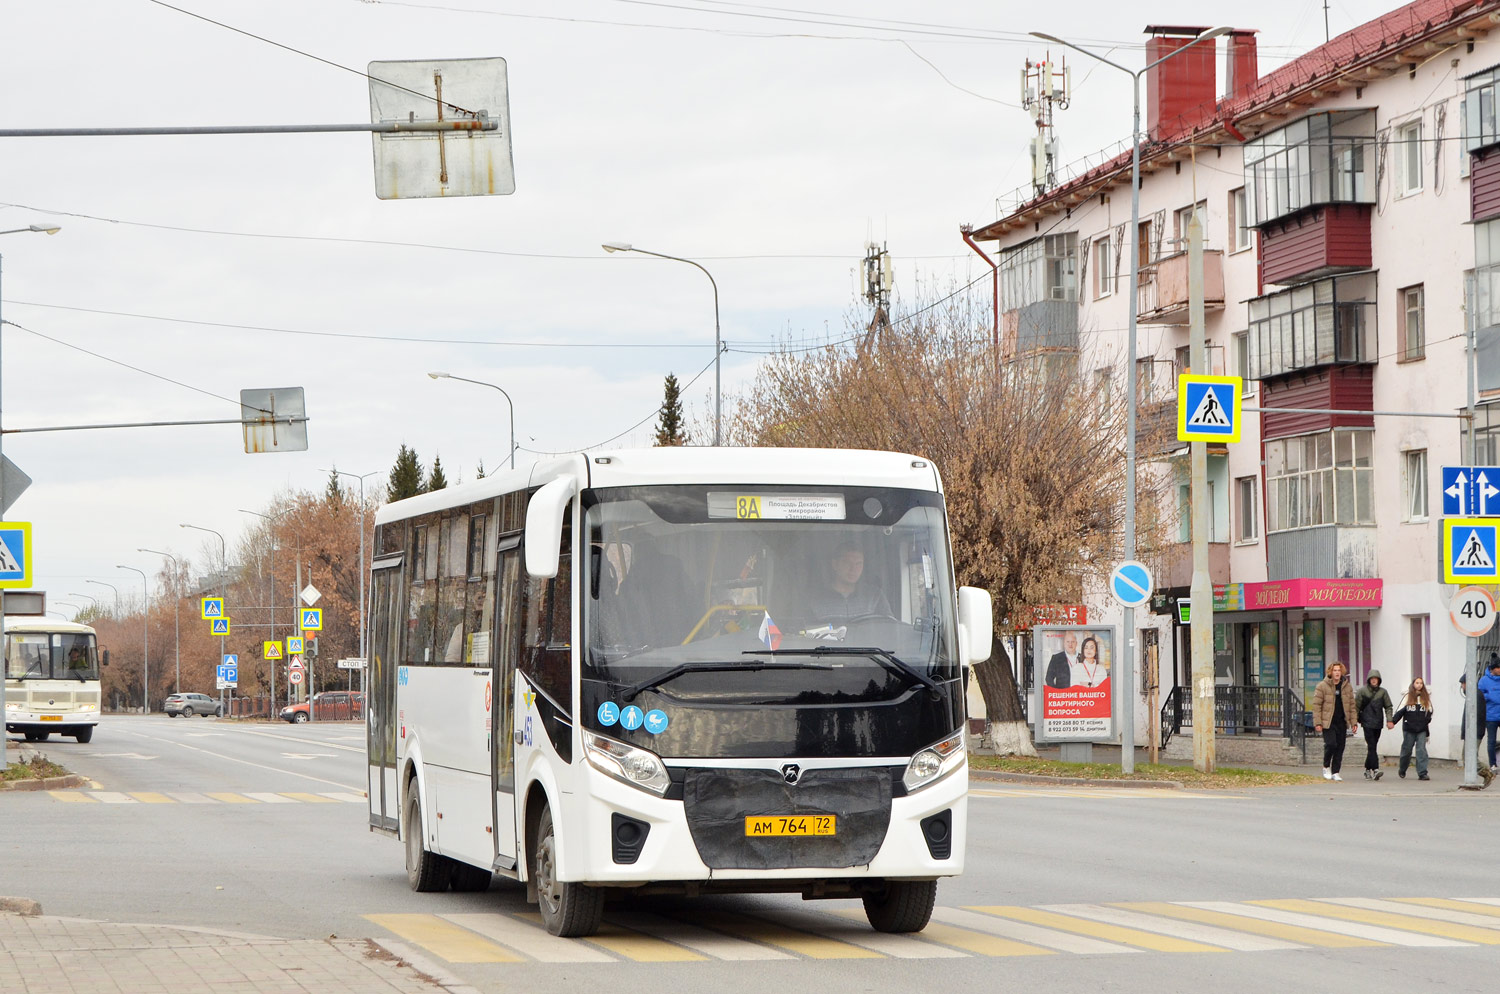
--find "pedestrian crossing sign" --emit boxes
[200,596,224,620]
[1444,518,1500,584]
[0,521,32,588]
[1177,374,1242,443]
[300,608,322,631]
[286,636,305,654]
[210,617,230,635]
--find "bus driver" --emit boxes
[808,542,892,623]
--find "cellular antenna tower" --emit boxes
[1021,54,1071,196]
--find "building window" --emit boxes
[1399,284,1424,361]
[1244,110,1375,225]
[1404,449,1428,522]
[1173,200,1208,251]
[1174,345,1191,376]
[1093,236,1112,298]
[1247,272,1378,380]
[1408,615,1431,685]
[1000,232,1078,307]
[1465,66,1500,152]
[1264,429,1375,532]
[1228,187,1252,252]
[1235,475,1259,542]
[1396,120,1423,196]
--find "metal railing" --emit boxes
[1159,685,1307,762]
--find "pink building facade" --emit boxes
[969,2,1500,761]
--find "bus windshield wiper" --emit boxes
[618,659,832,702]
[745,646,943,699]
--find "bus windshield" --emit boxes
[582,485,958,704]
[6,632,100,681]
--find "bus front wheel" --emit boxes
[863,880,938,933]
[73,727,93,744]
[405,788,449,892]
[533,804,603,937]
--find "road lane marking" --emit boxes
[317,791,368,803]
[515,914,705,962]
[165,792,214,804]
[690,910,882,959]
[794,909,969,958]
[126,792,173,803]
[279,792,339,803]
[1045,903,1298,951]
[89,791,135,803]
[112,726,361,791]
[607,911,795,960]
[47,791,96,802]
[1118,902,1380,948]
[1325,898,1500,929]
[914,921,1053,957]
[235,728,368,753]
[1255,899,1500,945]
[970,906,1226,953]
[206,792,257,803]
[1459,898,1500,908]
[931,907,1131,954]
[1184,902,1465,946]
[1397,898,1500,919]
[967,787,1229,801]
[244,792,297,803]
[440,913,615,963]
[365,914,522,963]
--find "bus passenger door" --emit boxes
[367,557,402,833]
[492,539,522,868]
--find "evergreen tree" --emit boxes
[387,444,425,501]
[324,468,346,506]
[427,454,449,492]
[655,372,686,446]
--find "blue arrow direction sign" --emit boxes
[1109,560,1154,608]
[1442,466,1500,516]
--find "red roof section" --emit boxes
[980,0,1498,234]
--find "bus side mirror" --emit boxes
[956,587,993,667]
[524,475,578,579]
[102,649,110,667]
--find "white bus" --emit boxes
[4,620,103,743]
[366,448,991,937]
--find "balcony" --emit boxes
[1136,250,1225,325]
[1259,204,1372,286]
[1247,272,1377,382]
[1267,525,1377,580]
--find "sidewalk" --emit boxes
[0,911,471,994]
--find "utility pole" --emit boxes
[1188,209,1216,773]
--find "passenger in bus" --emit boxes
[808,543,891,622]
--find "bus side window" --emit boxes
[520,511,573,713]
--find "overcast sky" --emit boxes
[0,0,1401,609]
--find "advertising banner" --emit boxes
[1032,625,1116,742]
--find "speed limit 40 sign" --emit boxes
[1450,586,1497,637]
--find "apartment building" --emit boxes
[968,0,1500,761]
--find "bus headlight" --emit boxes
[903,730,965,793]
[584,732,671,797]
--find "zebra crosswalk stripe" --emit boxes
[1254,899,1500,945]
[1043,903,1298,952]
[1185,901,1465,947]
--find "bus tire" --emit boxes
[449,860,493,892]
[405,788,449,893]
[862,880,937,933]
[73,727,93,743]
[23,731,47,742]
[534,804,603,937]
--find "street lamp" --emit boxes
[1027,25,1230,773]
[86,579,120,615]
[181,523,229,709]
[427,373,516,469]
[117,565,148,712]
[321,468,379,661]
[139,548,182,694]
[0,223,61,727]
[602,241,723,446]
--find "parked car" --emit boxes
[279,691,364,723]
[164,693,222,718]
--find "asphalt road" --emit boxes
[6,715,1500,993]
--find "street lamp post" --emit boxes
[427,373,516,469]
[181,523,228,710]
[139,548,182,694]
[602,242,723,446]
[321,468,379,663]
[116,565,148,712]
[0,222,61,728]
[86,579,120,616]
[239,509,280,715]
[1028,26,1230,773]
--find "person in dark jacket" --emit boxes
[1312,663,1357,781]
[1388,677,1434,780]
[1479,658,1500,771]
[1354,669,1394,780]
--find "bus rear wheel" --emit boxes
[862,880,938,933]
[533,804,603,937]
[405,788,449,892]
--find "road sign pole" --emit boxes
[1188,211,1216,773]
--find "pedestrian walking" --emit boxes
[1313,662,1357,782]
[1355,669,1394,780]
[1388,678,1433,781]
[1478,658,1500,774]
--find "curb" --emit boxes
[0,774,88,792]
[969,769,1183,790]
